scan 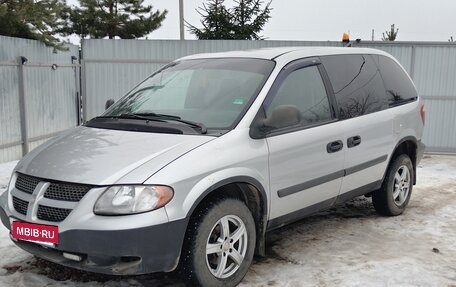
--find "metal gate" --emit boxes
[0,36,80,162]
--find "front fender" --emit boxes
[163,167,269,221]
[182,169,269,219]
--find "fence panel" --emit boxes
[412,46,456,152]
[422,99,456,153]
[24,65,79,143]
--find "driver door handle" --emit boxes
[327,140,343,153]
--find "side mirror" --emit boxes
[250,105,301,139]
[105,99,115,110]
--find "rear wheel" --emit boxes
[180,198,256,287]
[373,154,414,216]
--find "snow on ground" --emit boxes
[0,155,455,286]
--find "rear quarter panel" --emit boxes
[391,99,424,145]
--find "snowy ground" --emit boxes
[0,155,455,287]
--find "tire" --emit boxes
[373,154,414,216]
[180,198,256,287]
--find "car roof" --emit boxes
[177,46,391,61]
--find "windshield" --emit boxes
[101,58,275,130]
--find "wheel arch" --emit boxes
[185,176,269,256]
[384,136,418,185]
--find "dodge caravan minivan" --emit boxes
[0,47,425,287]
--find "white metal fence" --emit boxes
[0,36,80,162]
[1,37,455,163]
[81,39,456,153]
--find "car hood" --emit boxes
[15,126,214,185]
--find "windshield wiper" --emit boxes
[134,112,207,134]
[110,112,207,134]
[133,112,181,119]
[96,113,167,122]
[95,113,207,134]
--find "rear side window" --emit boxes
[321,54,387,119]
[377,55,418,106]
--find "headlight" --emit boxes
[94,185,174,215]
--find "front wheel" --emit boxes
[180,198,256,287]
[373,154,414,216]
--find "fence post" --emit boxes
[409,45,416,80]
[80,59,87,122]
[17,56,29,156]
[80,39,87,123]
[72,55,82,125]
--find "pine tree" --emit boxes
[382,24,399,41]
[188,0,272,40]
[63,0,167,39]
[0,0,69,50]
[231,0,272,40]
[187,0,233,40]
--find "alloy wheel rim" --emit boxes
[205,214,248,279]
[392,165,411,206]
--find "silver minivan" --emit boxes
[0,47,425,287]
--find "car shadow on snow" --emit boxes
[262,196,378,263]
[13,196,378,286]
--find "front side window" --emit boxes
[265,65,332,128]
[321,54,387,119]
[100,58,275,131]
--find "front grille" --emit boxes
[15,173,41,194]
[44,182,93,202]
[12,173,92,222]
[37,205,72,222]
[13,196,29,215]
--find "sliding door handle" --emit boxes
[347,136,362,148]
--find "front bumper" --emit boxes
[0,205,188,275]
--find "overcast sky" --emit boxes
[67,0,456,42]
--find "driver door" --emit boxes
[261,58,345,228]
